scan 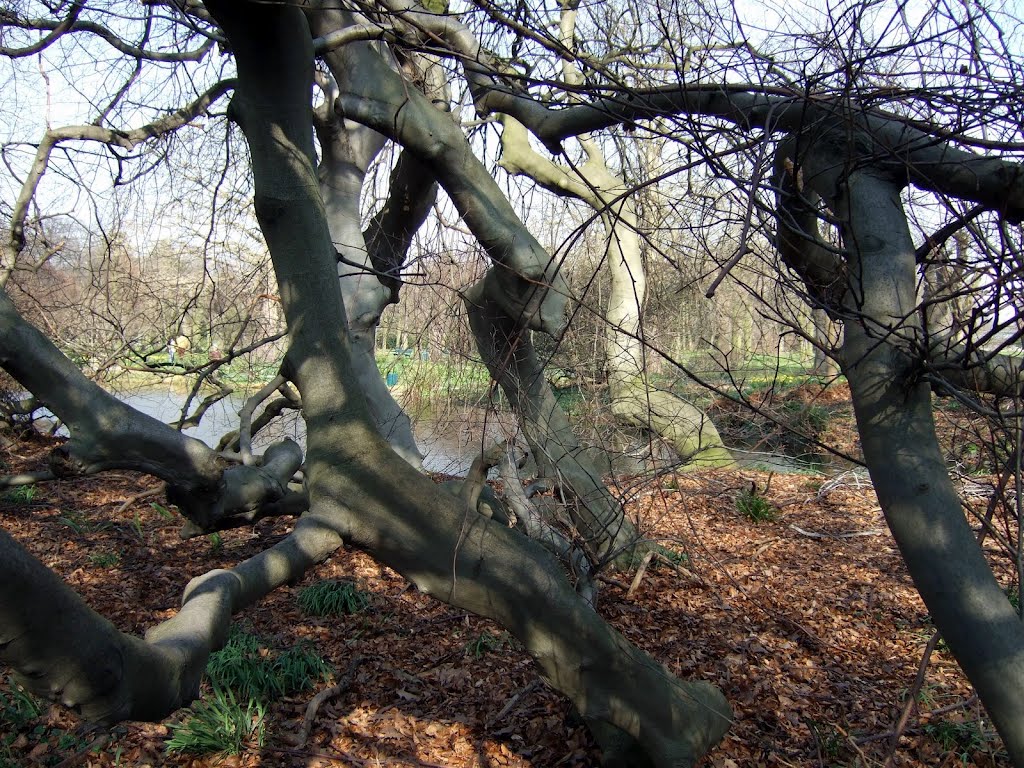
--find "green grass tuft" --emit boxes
[736,486,777,523]
[1007,585,1020,613]
[86,550,121,568]
[923,719,994,765]
[205,628,332,701]
[165,687,265,756]
[274,644,334,695]
[205,629,281,700]
[297,579,372,617]
[464,631,509,658]
[3,485,36,504]
[0,677,41,729]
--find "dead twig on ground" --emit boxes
[626,550,655,599]
[488,679,542,727]
[790,524,885,540]
[114,485,165,516]
[287,655,364,749]
[882,630,940,767]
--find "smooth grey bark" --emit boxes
[364,148,438,303]
[0,289,305,532]
[364,1,732,466]
[209,5,731,764]
[329,41,568,336]
[0,293,219,486]
[474,86,1024,221]
[308,7,426,469]
[320,25,652,563]
[781,136,1024,765]
[318,118,422,463]
[465,282,642,567]
[0,512,342,722]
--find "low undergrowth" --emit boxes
[165,687,266,757]
[297,579,373,616]
[0,433,1016,767]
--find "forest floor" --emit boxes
[0,411,1017,768]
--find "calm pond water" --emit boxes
[116,388,508,476]
[40,387,829,477]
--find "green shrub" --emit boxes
[165,687,265,756]
[736,487,777,523]
[297,579,371,616]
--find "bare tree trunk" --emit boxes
[309,8,426,468]
[209,5,731,764]
[810,308,839,378]
[0,290,303,531]
[785,137,1024,764]
[499,115,732,467]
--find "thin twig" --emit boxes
[287,655,364,748]
[114,485,165,516]
[789,524,886,540]
[882,630,940,767]
[265,744,451,768]
[857,696,978,745]
[488,679,541,726]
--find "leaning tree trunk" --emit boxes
[208,4,732,764]
[781,136,1024,764]
[466,279,642,567]
[0,290,305,532]
[497,113,732,468]
[0,294,342,720]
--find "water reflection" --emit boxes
[40,387,830,478]
[115,388,505,476]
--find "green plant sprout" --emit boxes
[3,485,36,504]
[165,687,265,756]
[736,486,777,523]
[297,579,372,616]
